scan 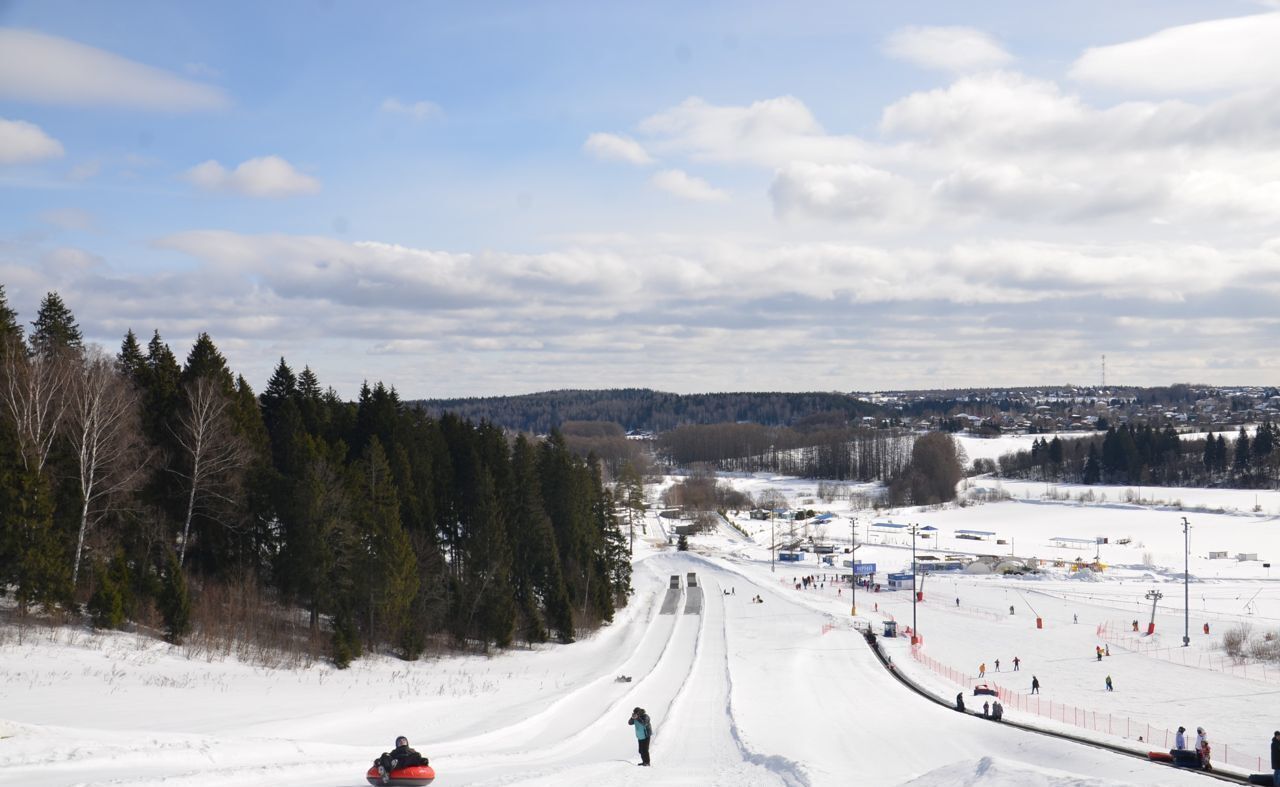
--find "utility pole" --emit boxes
[770,506,775,573]
[850,516,857,616]
[1181,516,1191,647]
[1145,588,1163,635]
[909,523,919,644]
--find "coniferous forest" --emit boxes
[0,287,631,665]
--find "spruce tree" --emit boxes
[29,291,82,357]
[353,438,417,648]
[181,332,234,391]
[116,329,145,380]
[1234,427,1251,474]
[1082,444,1101,485]
[0,283,22,355]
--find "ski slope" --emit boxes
[0,537,1214,786]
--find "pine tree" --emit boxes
[88,559,126,629]
[116,330,145,379]
[181,332,234,392]
[0,283,22,356]
[507,435,568,643]
[139,331,182,440]
[1234,427,1251,474]
[353,438,417,648]
[0,461,71,616]
[29,291,83,358]
[159,552,191,644]
[1202,432,1216,475]
[1082,444,1101,485]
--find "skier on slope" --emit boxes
[629,707,654,766]
[373,736,428,784]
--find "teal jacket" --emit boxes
[630,714,652,740]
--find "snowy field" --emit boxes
[4,463,1280,785]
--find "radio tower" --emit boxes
[1101,354,1106,389]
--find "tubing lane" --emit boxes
[436,555,708,777]
[861,633,1250,785]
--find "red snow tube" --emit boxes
[365,764,436,786]
[1147,751,1173,762]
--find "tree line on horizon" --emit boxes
[990,423,1279,489]
[417,388,884,433]
[0,287,630,665]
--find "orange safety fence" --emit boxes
[908,644,1265,773]
[1099,620,1280,684]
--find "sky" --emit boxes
[3,1,1280,398]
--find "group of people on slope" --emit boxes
[954,692,1004,721]
[977,656,1020,678]
[366,711,658,778]
[1174,725,1212,770]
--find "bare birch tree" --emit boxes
[64,347,148,587]
[1,337,72,474]
[170,376,250,566]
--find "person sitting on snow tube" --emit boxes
[375,736,429,783]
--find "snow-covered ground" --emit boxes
[5,471,1280,785]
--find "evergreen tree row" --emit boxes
[994,423,1279,488]
[0,287,631,664]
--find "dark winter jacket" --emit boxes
[1271,735,1279,769]
[377,745,427,769]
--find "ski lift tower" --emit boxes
[1145,589,1163,636]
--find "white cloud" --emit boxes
[638,96,862,167]
[184,156,321,198]
[0,117,64,164]
[8,228,1280,396]
[770,162,917,224]
[1070,13,1280,94]
[884,26,1013,72]
[0,28,228,110]
[650,169,728,201]
[380,97,443,121]
[583,132,653,165]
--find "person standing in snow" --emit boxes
[374,736,428,784]
[1030,675,1040,694]
[629,707,653,766]
[994,659,1000,672]
[979,662,986,677]
[1269,729,1278,786]
[1175,726,1187,750]
[1195,727,1211,770]
[955,692,965,712]
[1012,656,1020,671]
[982,701,989,718]
[1105,675,1113,692]
[956,597,960,607]
[992,700,1003,721]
